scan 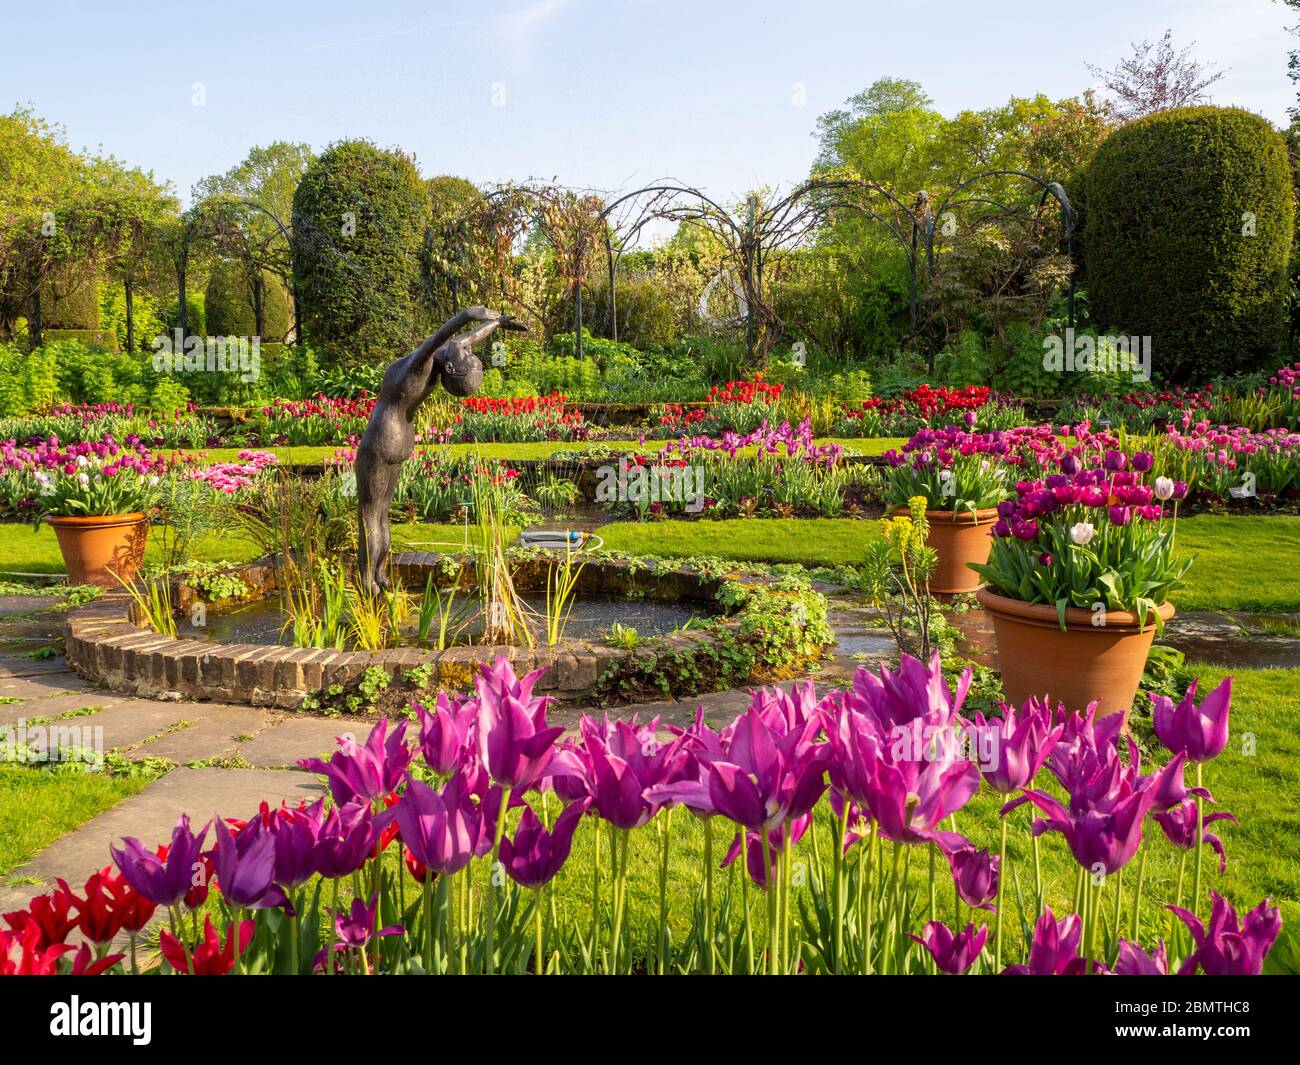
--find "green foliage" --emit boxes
[205,261,291,339]
[1082,106,1294,382]
[291,140,429,367]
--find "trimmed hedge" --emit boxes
[1082,106,1294,382]
[291,140,429,367]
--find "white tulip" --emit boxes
[1154,476,1175,501]
[1069,521,1094,545]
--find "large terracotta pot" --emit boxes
[894,507,998,594]
[975,587,1175,719]
[45,513,148,588]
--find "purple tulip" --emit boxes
[298,717,412,805]
[1020,742,1157,875]
[943,843,1000,910]
[1152,677,1232,763]
[1169,893,1282,975]
[475,656,567,791]
[975,699,1061,794]
[846,653,971,737]
[1107,504,1131,526]
[210,817,289,910]
[1131,451,1154,472]
[1154,800,1237,872]
[328,894,403,949]
[111,814,210,907]
[579,715,682,829]
[415,691,474,775]
[866,753,979,848]
[1103,449,1127,471]
[1145,751,1212,812]
[312,799,380,879]
[1112,940,1169,975]
[388,772,482,877]
[703,706,827,832]
[499,799,588,888]
[908,921,987,974]
[267,799,324,892]
[1003,908,1092,975]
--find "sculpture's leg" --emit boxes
[356,450,397,596]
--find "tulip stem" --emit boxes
[1084,879,1100,973]
[590,818,601,972]
[832,801,849,972]
[1027,803,1043,912]
[657,809,673,975]
[703,817,716,975]
[1113,867,1124,943]
[994,814,1009,970]
[1192,763,1205,923]
[329,879,339,975]
[761,830,777,975]
[423,875,434,974]
[535,889,545,974]
[862,822,878,975]
[782,830,793,971]
[609,827,631,974]
[485,786,512,976]
[1131,841,1148,941]
[885,840,904,975]
[740,839,754,974]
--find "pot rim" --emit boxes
[890,506,1000,524]
[44,512,147,528]
[976,585,1175,630]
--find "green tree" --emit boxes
[290,140,429,366]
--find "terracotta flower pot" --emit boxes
[45,513,149,588]
[893,507,998,595]
[975,587,1175,719]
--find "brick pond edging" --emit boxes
[62,552,783,709]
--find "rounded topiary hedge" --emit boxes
[291,140,429,367]
[1082,106,1294,382]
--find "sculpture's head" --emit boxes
[440,341,483,397]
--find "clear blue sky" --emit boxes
[1,0,1292,211]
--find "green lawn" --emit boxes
[0,764,155,877]
[164,437,905,466]
[4,513,1298,613]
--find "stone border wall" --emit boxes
[63,553,739,709]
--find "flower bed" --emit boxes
[5,654,1279,976]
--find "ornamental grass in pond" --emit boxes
[3,654,1281,976]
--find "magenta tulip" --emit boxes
[908,921,987,974]
[1169,893,1282,975]
[1152,676,1232,763]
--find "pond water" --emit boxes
[195,592,710,648]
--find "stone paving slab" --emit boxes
[0,691,126,726]
[0,767,327,914]
[75,699,226,752]
[121,705,276,764]
[0,595,60,619]
[0,657,81,678]
[235,716,352,769]
[0,669,101,700]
